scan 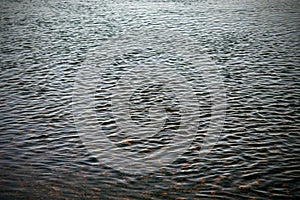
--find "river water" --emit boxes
[1,0,299,199]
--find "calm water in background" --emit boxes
[1,0,300,199]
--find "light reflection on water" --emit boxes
[0,0,299,199]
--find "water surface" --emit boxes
[0,0,299,199]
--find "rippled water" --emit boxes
[1,0,299,199]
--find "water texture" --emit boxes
[0,0,299,199]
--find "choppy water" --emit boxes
[1,0,300,199]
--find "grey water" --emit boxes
[0,0,299,199]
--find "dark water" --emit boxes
[1,0,300,199]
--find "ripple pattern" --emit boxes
[1,0,299,199]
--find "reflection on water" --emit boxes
[1,0,299,199]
